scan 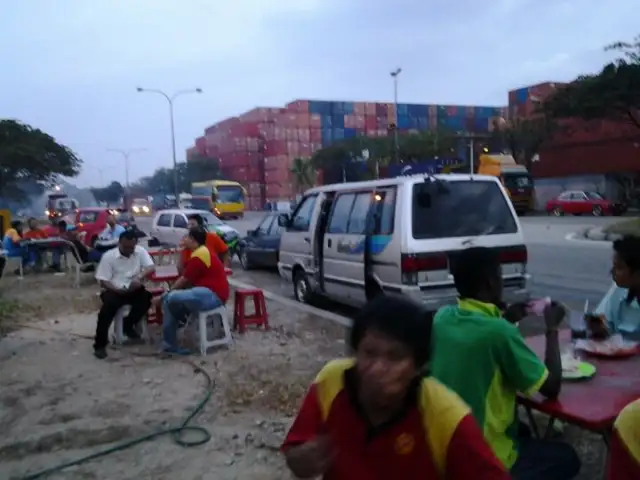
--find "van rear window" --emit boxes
[412,181,517,239]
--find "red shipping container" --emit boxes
[272,126,286,141]
[205,125,217,135]
[264,155,291,171]
[195,136,206,151]
[355,115,365,129]
[248,182,261,196]
[264,168,291,184]
[275,113,298,128]
[299,142,312,156]
[285,128,297,141]
[387,104,397,120]
[344,115,356,129]
[229,122,260,137]
[246,137,259,152]
[428,105,438,117]
[376,104,388,116]
[298,128,310,143]
[428,116,438,129]
[365,103,377,115]
[265,139,287,155]
[288,141,300,156]
[365,116,377,131]
[239,107,274,123]
[286,100,309,113]
[354,103,366,115]
[297,114,310,128]
[258,122,275,138]
[266,183,293,198]
[446,106,458,116]
[377,129,388,137]
[310,114,322,128]
[377,116,388,128]
[466,106,475,118]
[310,128,322,142]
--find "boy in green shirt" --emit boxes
[430,247,580,480]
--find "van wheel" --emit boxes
[293,270,313,304]
[592,205,603,216]
[552,207,563,217]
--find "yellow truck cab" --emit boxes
[477,154,534,215]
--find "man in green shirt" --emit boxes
[430,246,580,480]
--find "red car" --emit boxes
[546,191,626,217]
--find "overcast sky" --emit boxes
[2,0,637,187]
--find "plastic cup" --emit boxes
[569,310,587,340]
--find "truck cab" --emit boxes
[477,154,533,215]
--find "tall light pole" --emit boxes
[136,87,203,198]
[106,148,146,189]
[390,68,402,164]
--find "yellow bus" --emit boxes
[191,180,247,219]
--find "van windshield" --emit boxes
[412,181,518,239]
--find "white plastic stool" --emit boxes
[111,305,149,344]
[188,306,232,356]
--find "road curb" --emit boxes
[228,278,352,328]
[564,232,612,246]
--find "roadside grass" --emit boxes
[0,290,20,336]
[603,218,640,237]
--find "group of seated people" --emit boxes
[92,214,230,359]
[0,215,129,277]
[282,235,640,480]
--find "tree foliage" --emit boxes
[489,117,556,170]
[290,157,315,194]
[91,181,125,204]
[543,35,640,130]
[0,119,82,200]
[311,130,461,181]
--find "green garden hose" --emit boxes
[19,357,215,480]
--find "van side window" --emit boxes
[173,215,187,229]
[290,195,317,231]
[375,188,396,235]
[347,192,372,234]
[328,193,355,234]
[157,214,171,227]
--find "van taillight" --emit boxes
[500,245,528,264]
[401,253,448,273]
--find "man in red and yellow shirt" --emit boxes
[177,214,229,275]
[608,399,640,479]
[281,296,509,480]
[158,227,229,355]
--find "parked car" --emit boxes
[277,174,529,310]
[545,191,627,217]
[238,213,283,270]
[148,209,240,249]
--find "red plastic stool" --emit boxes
[233,288,269,333]
[147,287,166,325]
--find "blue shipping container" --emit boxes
[309,101,332,115]
[398,116,411,129]
[441,116,464,131]
[407,104,427,117]
[332,115,345,129]
[344,128,357,138]
[475,106,495,118]
[409,117,420,129]
[331,102,344,115]
[515,88,529,104]
[333,128,345,140]
[343,102,354,114]
[473,117,489,132]
[321,115,333,128]
[321,128,333,144]
[397,104,409,116]
[417,117,429,129]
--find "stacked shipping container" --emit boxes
[198,99,507,205]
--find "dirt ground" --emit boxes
[0,271,607,479]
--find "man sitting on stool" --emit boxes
[94,229,156,359]
[155,227,230,355]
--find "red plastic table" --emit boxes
[149,265,233,284]
[518,330,640,439]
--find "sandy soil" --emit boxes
[0,273,345,479]
[0,271,607,480]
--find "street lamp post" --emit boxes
[390,68,402,164]
[136,87,203,198]
[106,148,146,189]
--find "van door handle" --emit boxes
[327,239,332,248]
[304,237,310,243]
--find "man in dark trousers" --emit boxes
[93,230,155,359]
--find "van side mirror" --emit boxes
[247,229,257,237]
[277,214,290,227]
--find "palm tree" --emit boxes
[290,157,315,194]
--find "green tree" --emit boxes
[0,119,82,200]
[91,181,125,204]
[543,35,640,130]
[498,117,556,170]
[186,156,222,183]
[290,157,315,194]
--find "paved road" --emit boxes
[135,212,620,313]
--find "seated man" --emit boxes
[2,220,36,272]
[430,247,580,480]
[23,217,48,240]
[93,230,155,359]
[589,236,640,340]
[51,220,93,271]
[177,214,229,275]
[157,227,229,355]
[89,214,126,263]
[608,398,640,479]
[281,296,510,480]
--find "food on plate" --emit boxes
[561,353,581,374]
[575,334,638,356]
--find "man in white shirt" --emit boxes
[88,215,127,264]
[94,229,156,359]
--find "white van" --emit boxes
[276,174,529,310]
